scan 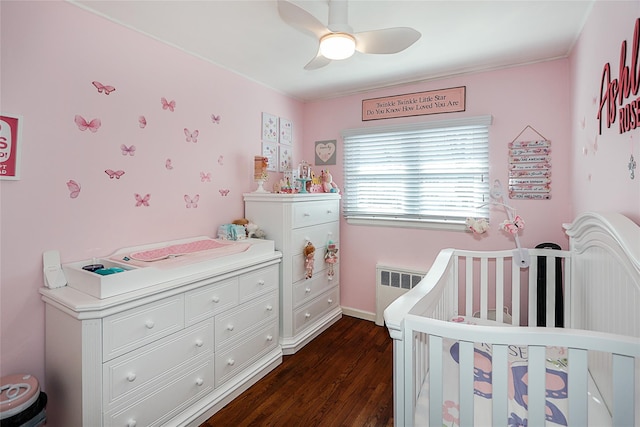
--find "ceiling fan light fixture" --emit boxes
[319,33,356,60]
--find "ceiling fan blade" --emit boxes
[277,0,330,38]
[354,27,421,54]
[304,50,332,70]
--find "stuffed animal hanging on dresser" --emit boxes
[303,241,315,279]
[324,241,338,278]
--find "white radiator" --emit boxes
[375,264,426,326]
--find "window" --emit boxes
[342,115,492,230]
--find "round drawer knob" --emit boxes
[127,420,137,427]
[227,358,235,366]
[266,335,273,341]
[305,312,311,319]
[266,305,273,311]
[305,287,311,293]
[145,320,155,329]
[212,296,220,303]
[227,324,234,331]
[258,280,265,286]
[126,373,136,382]
[195,378,204,386]
[195,339,204,348]
[328,298,333,304]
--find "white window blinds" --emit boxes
[342,115,492,227]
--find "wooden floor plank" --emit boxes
[200,315,394,427]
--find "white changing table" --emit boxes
[40,238,282,427]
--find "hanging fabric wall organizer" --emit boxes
[508,125,551,200]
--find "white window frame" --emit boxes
[341,115,492,231]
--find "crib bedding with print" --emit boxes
[384,212,640,427]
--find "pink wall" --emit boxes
[0,1,302,384]
[570,1,640,223]
[1,0,637,392]
[303,60,574,317]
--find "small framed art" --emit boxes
[0,114,23,180]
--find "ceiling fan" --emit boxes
[277,0,421,70]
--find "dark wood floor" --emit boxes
[200,315,394,427]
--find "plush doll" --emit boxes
[303,241,315,279]
[321,170,339,193]
[324,241,339,278]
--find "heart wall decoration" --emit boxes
[315,139,337,165]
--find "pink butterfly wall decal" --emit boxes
[217,155,224,166]
[134,193,151,207]
[161,97,175,112]
[66,180,81,198]
[184,194,199,208]
[200,172,211,182]
[184,128,199,143]
[211,114,220,124]
[219,189,229,196]
[105,169,125,179]
[138,116,147,128]
[92,81,115,95]
[165,158,174,170]
[74,115,101,132]
[121,144,136,156]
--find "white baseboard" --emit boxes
[341,306,376,323]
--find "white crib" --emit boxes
[384,212,640,426]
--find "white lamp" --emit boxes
[319,33,356,60]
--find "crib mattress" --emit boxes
[414,337,612,427]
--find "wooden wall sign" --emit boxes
[362,86,466,121]
[508,125,551,200]
[0,114,22,180]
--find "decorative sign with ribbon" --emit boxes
[508,125,551,200]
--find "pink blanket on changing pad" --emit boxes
[110,239,251,270]
[130,239,231,261]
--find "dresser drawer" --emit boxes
[184,277,238,327]
[293,287,340,335]
[103,295,184,361]
[103,320,213,409]
[292,268,339,308]
[215,322,278,387]
[291,222,339,256]
[292,200,340,228]
[293,245,337,283]
[215,292,278,348]
[104,358,214,427]
[238,264,278,303]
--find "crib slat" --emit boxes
[568,348,588,427]
[428,335,443,427]
[613,354,635,426]
[528,260,537,326]
[465,256,473,316]
[511,262,521,325]
[480,257,488,318]
[527,345,546,427]
[492,344,509,426]
[458,341,474,426]
[546,255,556,326]
[496,258,504,323]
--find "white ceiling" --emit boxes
[70,0,595,102]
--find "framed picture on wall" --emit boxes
[279,118,292,145]
[262,112,278,143]
[0,113,23,180]
[262,142,278,172]
[314,139,337,166]
[279,145,293,172]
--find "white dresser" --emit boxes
[244,193,341,355]
[40,239,282,427]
